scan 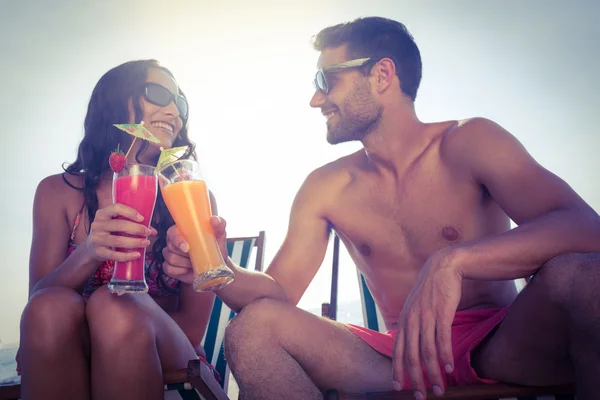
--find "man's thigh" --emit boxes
[229,299,395,393]
[471,267,574,385]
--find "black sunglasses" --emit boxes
[313,57,378,94]
[143,82,189,118]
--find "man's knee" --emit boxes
[224,298,286,367]
[535,253,589,289]
[225,298,283,342]
[536,252,600,314]
[228,297,287,332]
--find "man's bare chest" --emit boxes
[329,170,486,264]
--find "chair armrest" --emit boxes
[187,359,230,400]
[0,385,21,400]
[163,359,230,400]
[163,366,189,385]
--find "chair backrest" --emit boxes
[200,231,266,390]
[357,272,387,333]
[327,233,386,332]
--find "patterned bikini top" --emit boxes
[68,205,180,298]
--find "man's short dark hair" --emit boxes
[312,16,422,101]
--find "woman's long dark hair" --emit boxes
[64,59,196,294]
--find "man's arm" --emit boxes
[164,167,335,313]
[443,117,600,279]
[215,168,333,311]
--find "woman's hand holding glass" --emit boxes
[82,203,157,262]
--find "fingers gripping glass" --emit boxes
[313,57,376,94]
[143,83,189,118]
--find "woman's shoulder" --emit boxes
[36,172,84,207]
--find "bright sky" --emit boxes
[1,0,599,344]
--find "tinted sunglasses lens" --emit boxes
[315,70,328,93]
[146,85,188,117]
[145,84,172,107]
[175,97,188,118]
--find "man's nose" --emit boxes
[310,89,326,108]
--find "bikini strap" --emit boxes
[70,203,86,242]
[62,172,86,242]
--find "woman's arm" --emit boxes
[31,175,155,295]
[29,175,98,295]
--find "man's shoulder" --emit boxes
[305,150,364,186]
[442,116,499,140]
[439,117,506,160]
[293,151,365,209]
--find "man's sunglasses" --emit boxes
[313,57,378,94]
[143,82,189,118]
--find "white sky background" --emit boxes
[1,0,599,344]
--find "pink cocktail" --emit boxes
[108,164,157,295]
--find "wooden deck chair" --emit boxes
[322,234,576,400]
[0,231,266,400]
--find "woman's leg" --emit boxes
[86,285,198,400]
[20,287,91,400]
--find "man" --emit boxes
[163,16,600,400]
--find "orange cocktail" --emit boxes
[158,160,234,291]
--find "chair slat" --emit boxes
[201,233,264,390]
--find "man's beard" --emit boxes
[326,110,382,144]
[326,80,383,145]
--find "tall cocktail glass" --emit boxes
[108,163,157,294]
[158,160,234,291]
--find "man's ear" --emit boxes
[372,58,397,92]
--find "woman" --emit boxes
[18,59,216,400]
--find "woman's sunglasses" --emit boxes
[143,82,189,118]
[313,57,378,94]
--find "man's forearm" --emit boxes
[448,208,600,281]
[216,259,288,313]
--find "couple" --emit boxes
[21,16,600,400]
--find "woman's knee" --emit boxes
[87,285,137,322]
[20,287,86,348]
[86,286,154,349]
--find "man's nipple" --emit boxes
[359,243,372,257]
[441,226,460,242]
